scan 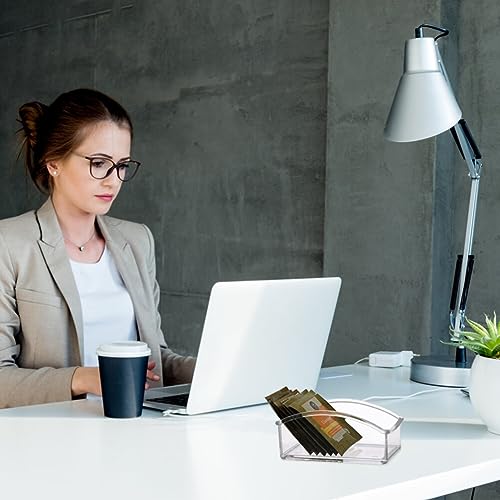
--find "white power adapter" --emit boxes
[368,350,415,368]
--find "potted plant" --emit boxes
[444,312,500,434]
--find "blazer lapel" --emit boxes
[36,199,84,363]
[97,216,151,341]
[36,200,152,361]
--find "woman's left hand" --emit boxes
[145,360,161,389]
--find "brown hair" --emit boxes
[18,88,133,193]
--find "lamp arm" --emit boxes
[434,44,483,174]
[449,122,482,359]
[434,42,483,362]
[450,177,480,330]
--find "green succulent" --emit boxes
[443,312,500,359]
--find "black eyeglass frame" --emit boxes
[73,153,141,182]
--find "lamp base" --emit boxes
[410,355,472,387]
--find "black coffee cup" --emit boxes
[96,341,151,418]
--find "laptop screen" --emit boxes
[176,277,342,414]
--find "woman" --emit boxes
[0,88,194,408]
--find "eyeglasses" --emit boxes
[73,153,141,182]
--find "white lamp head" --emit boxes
[384,37,462,142]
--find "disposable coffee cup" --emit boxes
[96,341,151,418]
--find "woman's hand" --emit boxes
[71,367,102,397]
[146,360,161,389]
[71,360,160,397]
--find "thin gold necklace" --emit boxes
[63,230,96,252]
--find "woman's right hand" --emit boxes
[71,367,102,397]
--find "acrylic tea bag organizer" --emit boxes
[275,399,403,464]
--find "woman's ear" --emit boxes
[46,161,59,177]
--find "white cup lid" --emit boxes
[96,341,151,358]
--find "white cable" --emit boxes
[354,357,369,365]
[321,373,353,380]
[161,409,190,417]
[362,387,459,402]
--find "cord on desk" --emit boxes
[362,387,459,403]
[353,357,369,365]
[162,409,189,417]
[470,486,476,500]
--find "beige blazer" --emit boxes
[0,199,194,408]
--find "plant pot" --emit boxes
[470,355,500,434]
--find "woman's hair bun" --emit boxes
[18,101,48,149]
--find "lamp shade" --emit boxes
[384,37,462,142]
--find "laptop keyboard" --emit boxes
[147,393,190,407]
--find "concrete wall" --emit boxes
[455,0,500,324]
[0,0,329,355]
[325,0,443,364]
[323,0,500,369]
[3,0,500,366]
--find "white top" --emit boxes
[70,247,137,367]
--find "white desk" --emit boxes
[1,365,499,500]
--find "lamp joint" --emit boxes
[414,24,449,41]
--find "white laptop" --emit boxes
[143,277,341,415]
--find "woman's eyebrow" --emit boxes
[87,152,113,159]
[87,153,131,161]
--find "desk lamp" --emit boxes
[384,24,482,387]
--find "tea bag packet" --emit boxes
[279,390,334,456]
[286,391,339,455]
[289,391,362,456]
[267,387,364,457]
[312,393,363,455]
[266,388,311,453]
[266,387,323,455]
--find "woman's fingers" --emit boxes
[147,360,160,382]
[147,370,161,381]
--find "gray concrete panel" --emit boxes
[1,0,328,354]
[454,0,500,329]
[324,0,444,365]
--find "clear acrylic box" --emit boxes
[276,399,403,464]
